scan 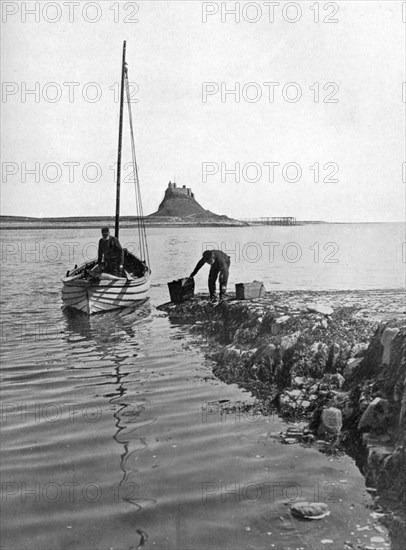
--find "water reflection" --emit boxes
[63,299,152,344]
[62,300,153,514]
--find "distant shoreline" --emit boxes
[0,222,250,230]
[0,215,317,230]
[0,216,403,230]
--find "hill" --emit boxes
[148,182,246,225]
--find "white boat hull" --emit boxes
[62,272,150,315]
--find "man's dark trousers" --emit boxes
[209,256,230,298]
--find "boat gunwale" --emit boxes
[62,275,149,287]
[62,254,150,286]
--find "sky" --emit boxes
[1,0,405,222]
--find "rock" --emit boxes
[279,394,291,406]
[330,390,347,405]
[366,445,394,486]
[306,303,334,316]
[286,389,302,400]
[310,342,328,355]
[280,331,300,352]
[400,375,406,429]
[303,433,315,443]
[316,440,331,452]
[222,346,240,362]
[318,407,343,436]
[358,397,390,431]
[359,397,369,412]
[282,437,298,444]
[351,342,368,358]
[276,315,290,324]
[380,327,400,365]
[342,400,354,421]
[288,430,304,440]
[362,433,392,446]
[330,373,345,389]
[290,501,330,520]
[325,343,341,372]
[293,376,306,387]
[261,343,276,360]
[344,357,362,379]
[310,342,329,372]
[340,342,352,361]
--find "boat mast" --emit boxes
[115,40,126,239]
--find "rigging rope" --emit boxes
[124,69,150,270]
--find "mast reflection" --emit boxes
[63,301,152,509]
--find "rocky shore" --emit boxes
[159,289,405,548]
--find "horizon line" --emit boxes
[0,214,405,224]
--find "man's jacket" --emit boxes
[191,250,230,277]
[98,236,124,265]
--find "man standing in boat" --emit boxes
[97,227,124,276]
[190,249,230,302]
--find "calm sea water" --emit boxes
[1,223,403,550]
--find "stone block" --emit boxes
[380,327,400,365]
[358,397,390,431]
[286,389,302,400]
[222,346,240,362]
[306,303,334,316]
[280,332,300,352]
[344,357,362,379]
[318,407,342,436]
[351,342,368,357]
[276,315,290,324]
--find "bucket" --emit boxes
[235,281,265,300]
[167,277,195,303]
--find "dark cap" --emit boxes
[203,250,214,260]
[101,226,110,233]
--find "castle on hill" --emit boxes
[147,180,244,225]
[166,181,195,198]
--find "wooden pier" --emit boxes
[241,217,297,226]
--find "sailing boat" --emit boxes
[61,41,150,315]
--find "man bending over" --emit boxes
[190,249,231,302]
